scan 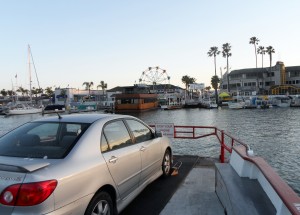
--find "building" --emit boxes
[220,61,300,96]
[54,88,119,107]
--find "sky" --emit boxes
[1,0,300,92]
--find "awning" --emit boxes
[219,92,230,97]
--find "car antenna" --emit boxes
[56,111,62,119]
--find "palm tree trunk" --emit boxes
[227,56,230,92]
[255,45,257,68]
[214,56,218,104]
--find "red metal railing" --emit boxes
[151,125,249,163]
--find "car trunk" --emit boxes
[0,157,50,213]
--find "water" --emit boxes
[0,108,299,195]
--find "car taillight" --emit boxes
[0,180,57,206]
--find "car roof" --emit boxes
[33,113,135,124]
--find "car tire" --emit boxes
[85,191,114,215]
[162,149,172,177]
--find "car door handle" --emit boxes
[140,146,146,152]
[109,156,118,163]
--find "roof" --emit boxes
[32,113,133,124]
[286,66,300,71]
[108,84,183,92]
[230,67,268,75]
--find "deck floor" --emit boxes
[161,163,224,215]
[120,155,225,215]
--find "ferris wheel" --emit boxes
[139,67,170,89]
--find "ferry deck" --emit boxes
[121,125,300,215]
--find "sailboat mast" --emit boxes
[28,44,32,103]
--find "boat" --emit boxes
[227,98,246,109]
[290,95,300,107]
[270,96,291,107]
[68,101,98,114]
[5,45,42,115]
[122,124,300,215]
[201,97,218,109]
[5,103,43,115]
[42,104,66,114]
[160,94,184,110]
[114,93,158,113]
[0,105,9,115]
[255,96,272,109]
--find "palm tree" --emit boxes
[1,89,8,97]
[59,89,67,106]
[265,46,275,69]
[181,75,196,99]
[181,75,196,90]
[17,87,26,96]
[222,43,232,92]
[7,90,15,97]
[97,81,108,96]
[45,87,54,97]
[205,86,211,91]
[249,37,260,68]
[257,46,265,68]
[265,46,275,90]
[211,75,220,103]
[82,82,94,98]
[207,46,220,104]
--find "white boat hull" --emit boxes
[228,102,245,109]
[6,107,43,115]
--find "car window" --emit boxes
[0,122,90,159]
[28,123,59,142]
[126,119,153,143]
[100,133,110,153]
[103,120,133,151]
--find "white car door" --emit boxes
[125,119,162,186]
[101,120,141,199]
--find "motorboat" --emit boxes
[228,98,245,109]
[270,96,291,107]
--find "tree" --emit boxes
[211,75,220,97]
[222,43,232,92]
[265,46,275,69]
[17,87,27,96]
[181,75,196,90]
[207,46,220,104]
[1,89,8,97]
[205,86,211,91]
[97,81,108,96]
[31,87,43,98]
[257,46,265,68]
[45,87,54,97]
[7,90,15,97]
[82,82,94,97]
[60,89,67,105]
[249,36,260,68]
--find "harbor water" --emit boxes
[0,107,299,195]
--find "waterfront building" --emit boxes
[220,61,300,96]
[54,88,120,107]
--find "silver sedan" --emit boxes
[0,114,172,215]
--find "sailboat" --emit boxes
[5,45,43,115]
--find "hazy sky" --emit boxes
[1,1,300,91]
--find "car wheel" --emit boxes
[162,149,172,177]
[85,191,114,215]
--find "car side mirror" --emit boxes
[155,131,163,137]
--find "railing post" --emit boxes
[220,130,225,163]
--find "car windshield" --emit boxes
[0,121,90,159]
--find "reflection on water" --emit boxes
[0,108,299,195]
